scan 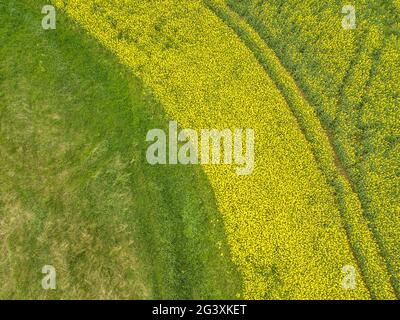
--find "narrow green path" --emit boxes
[0,0,241,299]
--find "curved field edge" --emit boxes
[0,0,242,299]
[204,0,396,299]
[50,0,391,299]
[223,0,400,298]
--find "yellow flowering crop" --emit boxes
[227,0,400,297]
[52,0,397,299]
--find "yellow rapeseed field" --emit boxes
[227,0,400,297]
[51,0,396,299]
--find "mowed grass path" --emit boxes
[0,0,241,299]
